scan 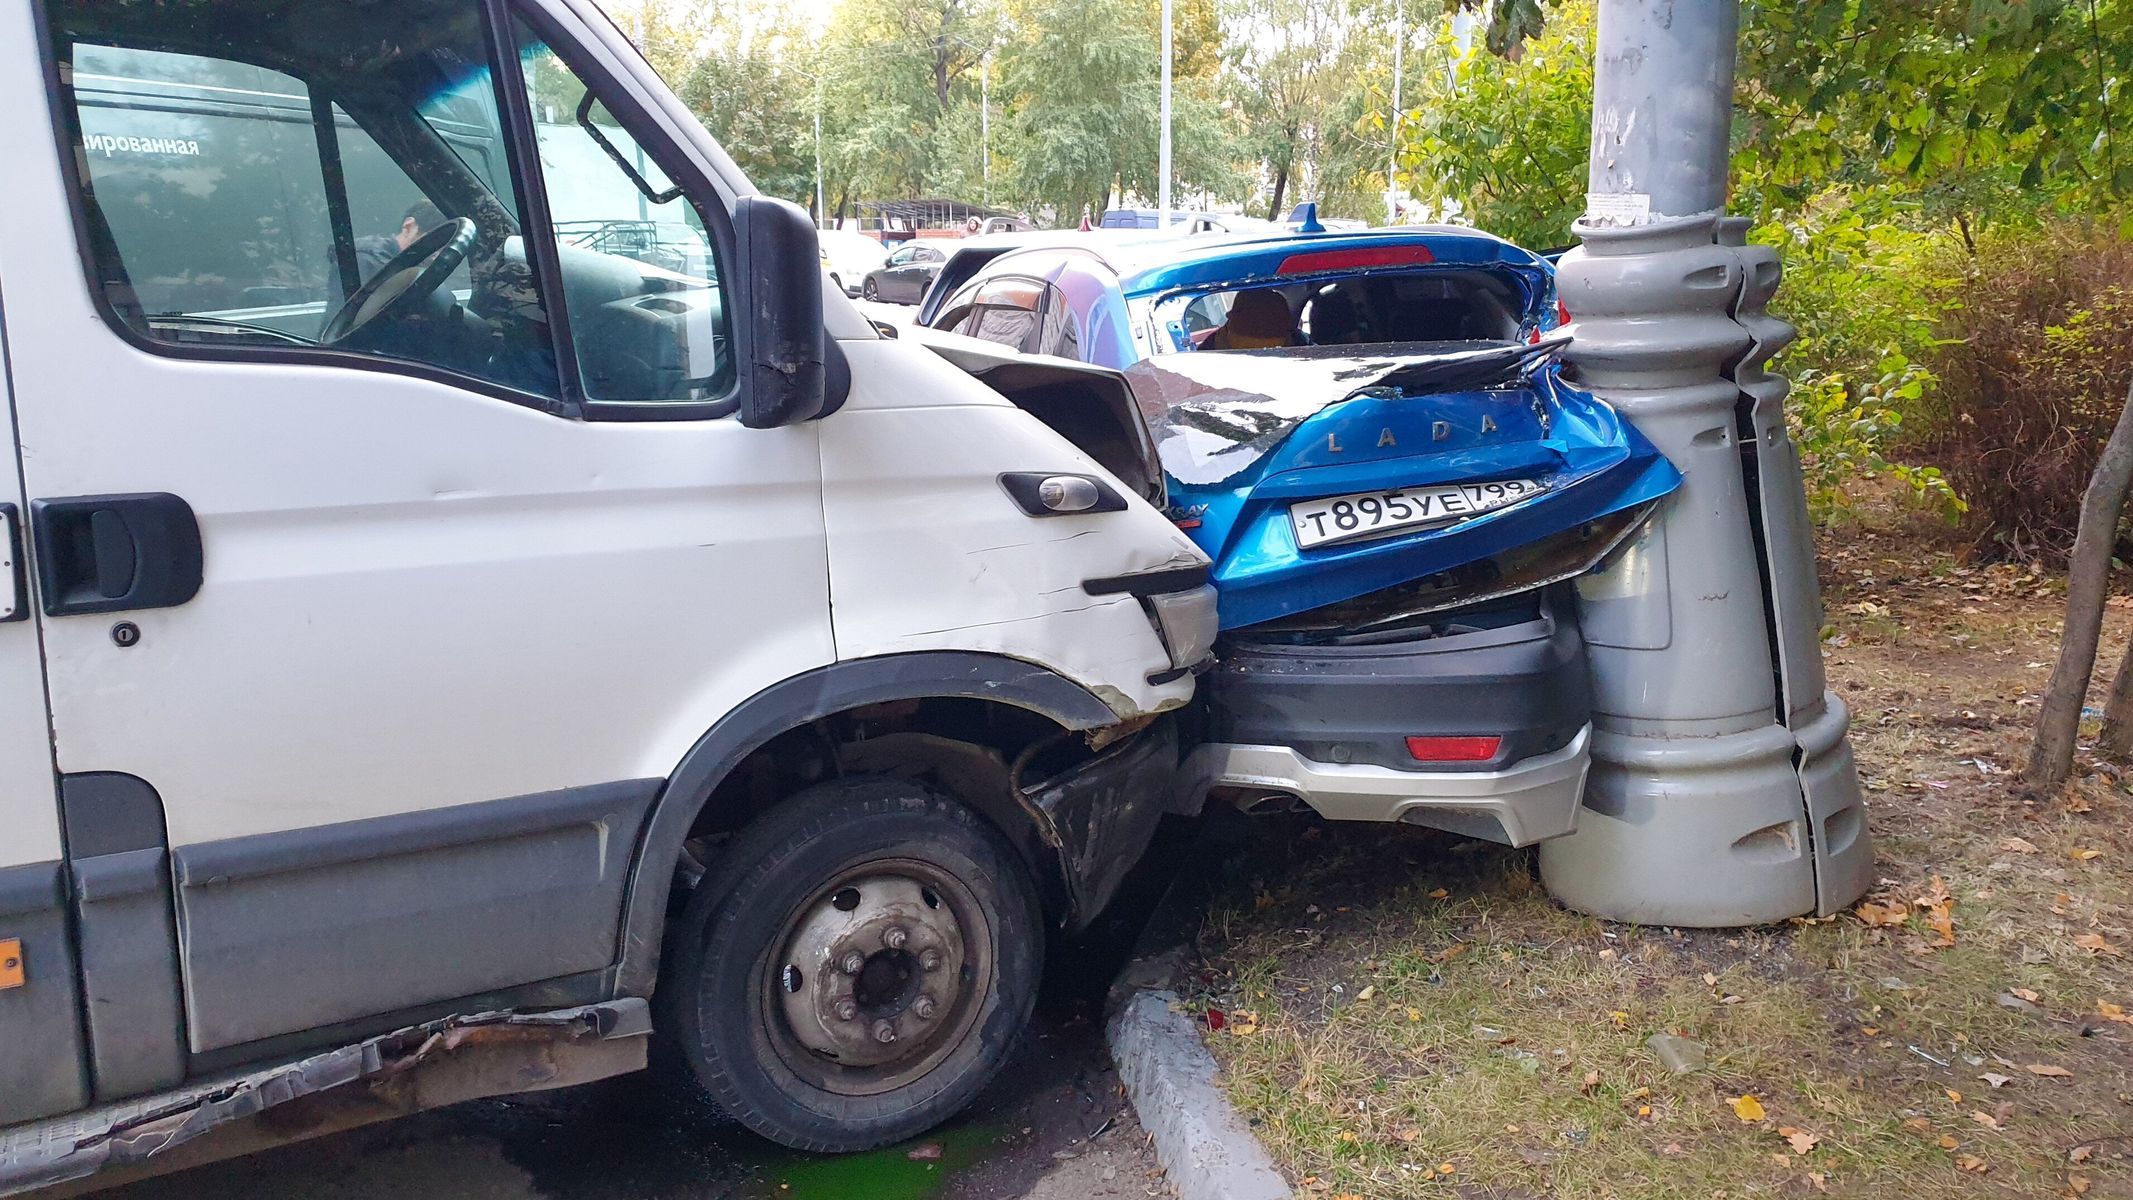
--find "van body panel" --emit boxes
[0,0,1202,1157]
[0,236,92,1125]
[0,15,838,1054]
[822,342,1203,719]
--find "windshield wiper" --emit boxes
[147,312,310,342]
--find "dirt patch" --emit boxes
[1176,512,2133,1199]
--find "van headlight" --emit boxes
[1148,585,1219,673]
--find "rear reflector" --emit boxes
[1405,735,1502,763]
[1277,244,1436,275]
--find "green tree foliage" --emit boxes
[669,3,819,205]
[1000,0,1160,219]
[1399,0,1590,247]
[1220,0,1369,217]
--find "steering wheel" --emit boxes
[319,217,478,345]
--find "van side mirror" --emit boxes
[734,196,841,428]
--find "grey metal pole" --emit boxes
[1158,0,1173,229]
[981,52,991,207]
[1537,0,1873,925]
[1386,0,1403,225]
[814,70,826,227]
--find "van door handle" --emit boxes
[32,494,203,616]
[0,504,26,623]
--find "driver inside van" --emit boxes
[355,199,447,282]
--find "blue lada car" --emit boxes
[914,221,1680,848]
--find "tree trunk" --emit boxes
[1267,160,1291,221]
[2027,376,2133,789]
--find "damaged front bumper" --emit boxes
[1016,715,1183,928]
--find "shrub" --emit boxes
[1761,196,1965,524]
[1918,223,2133,559]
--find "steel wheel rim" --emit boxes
[757,857,993,1097]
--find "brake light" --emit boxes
[1276,244,1436,275]
[1405,735,1502,763]
[1556,299,1572,325]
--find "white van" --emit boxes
[0,0,1213,1188]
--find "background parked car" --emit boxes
[861,240,949,302]
[818,227,888,296]
[1099,208,1193,230]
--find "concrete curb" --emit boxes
[1105,989,1291,1200]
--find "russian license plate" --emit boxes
[1289,479,1544,549]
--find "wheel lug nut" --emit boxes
[882,926,909,950]
[912,995,937,1020]
[872,1021,897,1044]
[919,948,943,971]
[839,951,866,975]
[834,999,858,1021]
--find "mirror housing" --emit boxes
[734,196,842,428]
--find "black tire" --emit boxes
[861,277,879,301]
[660,776,1042,1152]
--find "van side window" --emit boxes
[515,24,734,406]
[46,2,559,400]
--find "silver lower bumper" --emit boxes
[1181,724,1592,847]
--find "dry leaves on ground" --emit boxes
[1729,1095,1767,1122]
[1779,1126,1821,1155]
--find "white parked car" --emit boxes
[818,228,890,297]
[0,0,1214,1187]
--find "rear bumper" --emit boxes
[1181,724,1590,846]
[1185,589,1593,846]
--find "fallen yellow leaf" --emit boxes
[1427,887,1449,900]
[1436,1162,1455,1175]
[1354,986,1375,1002]
[1432,943,1469,963]
[1406,1007,1421,1022]
[1937,1135,1960,1150]
[1946,1088,1964,1104]
[2012,987,2042,1002]
[2074,933,2123,957]
[1784,1127,1821,1155]
[1856,900,1909,928]
[2071,1144,2095,1163]
[1999,836,2040,854]
[1956,1153,1989,1173]
[2025,1064,2073,1078]
[1971,1110,2000,1130]
[1230,1022,1258,1036]
[1335,1130,1358,1143]
[1637,1105,1652,1118]
[2068,1174,2092,1196]
[1394,1128,1422,1143]
[2070,848,2105,861]
[2098,1000,2133,1024]
[1609,1010,1630,1029]
[1729,1094,1766,1122]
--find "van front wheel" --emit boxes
[662,777,1042,1152]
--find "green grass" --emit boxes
[1185,560,2133,1199]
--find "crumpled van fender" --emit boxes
[610,650,1129,998]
